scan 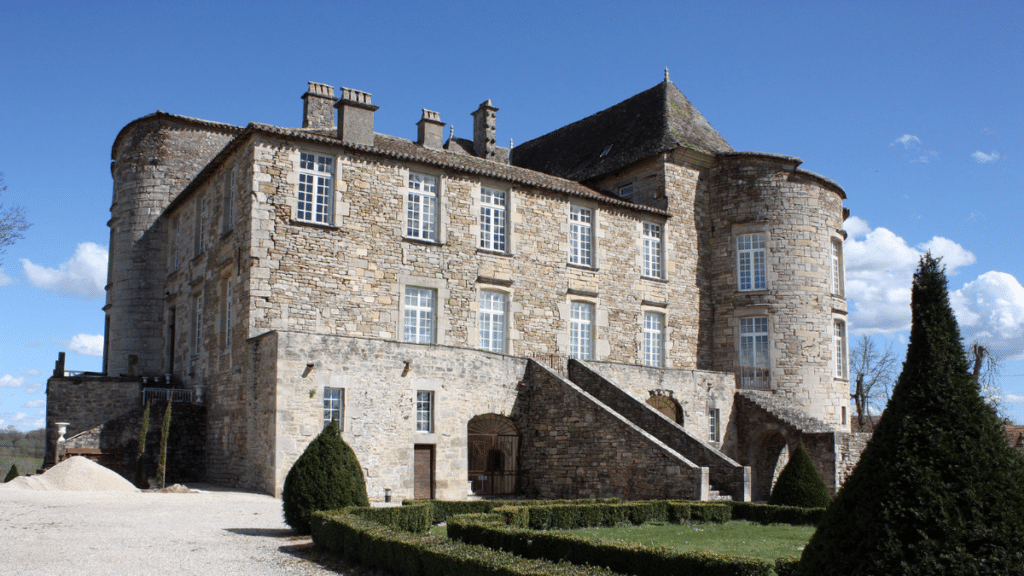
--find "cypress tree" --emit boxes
[282,419,369,534]
[4,463,18,482]
[797,255,1024,575]
[767,440,830,509]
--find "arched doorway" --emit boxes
[751,430,789,501]
[468,414,520,495]
[646,394,683,425]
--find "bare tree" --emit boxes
[849,335,898,431]
[0,172,30,262]
[966,341,1007,422]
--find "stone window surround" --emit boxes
[397,275,450,346]
[830,234,845,298]
[641,220,665,280]
[403,168,443,243]
[193,195,206,259]
[639,302,670,368]
[322,386,344,430]
[285,147,344,229]
[735,307,772,389]
[567,202,597,268]
[833,315,848,380]
[221,163,236,235]
[295,151,335,225]
[474,181,513,255]
[732,221,769,292]
[411,380,440,443]
[472,283,515,355]
[642,310,665,368]
[321,374,352,433]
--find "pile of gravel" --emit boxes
[2,456,138,492]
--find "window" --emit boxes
[643,312,664,367]
[479,291,507,353]
[171,217,180,272]
[569,302,594,360]
[739,316,769,389]
[222,167,235,234]
[831,239,844,296]
[297,152,334,224]
[194,197,206,258]
[569,206,593,267]
[223,282,232,349]
[403,287,436,344]
[834,320,847,378]
[323,387,344,429]
[406,173,438,240]
[643,222,663,279]
[618,184,634,199]
[191,295,203,357]
[416,390,434,432]
[479,187,507,252]
[708,408,721,442]
[737,233,766,291]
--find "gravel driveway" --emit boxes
[0,484,376,576]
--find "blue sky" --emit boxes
[1,1,1022,430]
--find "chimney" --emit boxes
[335,87,379,147]
[417,109,445,149]
[301,82,336,129]
[472,99,498,159]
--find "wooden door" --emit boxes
[414,444,434,500]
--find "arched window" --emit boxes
[646,395,683,425]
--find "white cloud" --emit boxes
[25,382,42,394]
[23,369,39,377]
[912,151,939,164]
[23,400,45,408]
[1004,393,1024,404]
[0,374,25,389]
[893,134,921,148]
[68,334,104,357]
[21,242,108,299]
[0,266,13,287]
[972,150,1000,164]
[950,271,1024,361]
[918,237,976,273]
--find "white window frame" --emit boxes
[643,222,663,279]
[739,316,770,389]
[737,233,766,291]
[406,172,438,241]
[834,319,847,379]
[831,238,845,296]
[643,312,664,367]
[296,152,334,224]
[569,206,593,267]
[323,387,344,430]
[403,287,436,344]
[569,301,594,360]
[222,166,235,234]
[194,196,206,258]
[479,187,507,253]
[416,390,434,432]
[191,294,203,358]
[479,290,507,354]
[708,408,721,442]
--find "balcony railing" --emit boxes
[142,388,193,406]
[736,367,771,390]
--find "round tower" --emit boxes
[709,152,849,429]
[105,114,238,377]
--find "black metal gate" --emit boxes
[468,414,520,495]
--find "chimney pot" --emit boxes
[335,87,379,146]
[417,109,445,149]
[471,99,499,159]
[302,82,336,130]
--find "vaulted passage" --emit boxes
[468,414,520,495]
[646,394,683,425]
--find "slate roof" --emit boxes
[512,80,732,183]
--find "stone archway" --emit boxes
[468,414,520,495]
[750,429,789,502]
[646,394,683,425]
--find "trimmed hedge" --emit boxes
[403,498,621,524]
[727,502,824,526]
[447,514,772,576]
[347,503,433,533]
[773,556,801,576]
[312,511,623,576]
[766,441,831,509]
[496,501,730,530]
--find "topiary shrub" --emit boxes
[796,255,1024,575]
[767,440,830,509]
[4,463,18,482]
[283,420,369,534]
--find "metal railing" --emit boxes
[142,388,193,405]
[736,367,771,390]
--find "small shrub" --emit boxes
[282,420,369,534]
[4,463,18,482]
[767,440,830,509]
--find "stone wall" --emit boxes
[519,360,707,500]
[45,376,142,466]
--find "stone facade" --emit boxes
[48,78,865,500]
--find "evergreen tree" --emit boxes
[282,420,369,534]
[134,399,151,488]
[797,255,1024,575]
[767,440,830,509]
[4,463,18,482]
[156,400,172,489]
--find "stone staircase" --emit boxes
[736,389,833,433]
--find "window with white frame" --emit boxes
[222,167,235,234]
[194,196,206,258]
[834,319,847,378]
[643,222,663,279]
[643,312,664,367]
[831,239,844,296]
[323,387,344,429]
[479,187,507,252]
[479,291,507,353]
[416,390,434,432]
[406,172,438,241]
[708,408,721,442]
[739,316,770,389]
[403,287,436,344]
[737,233,766,291]
[569,301,594,360]
[191,294,203,357]
[569,206,593,267]
[297,152,334,224]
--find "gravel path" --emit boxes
[0,484,376,576]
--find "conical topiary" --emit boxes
[767,440,830,509]
[282,420,369,534]
[796,255,1024,575]
[4,463,18,482]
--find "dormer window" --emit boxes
[618,184,634,199]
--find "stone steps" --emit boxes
[736,389,833,433]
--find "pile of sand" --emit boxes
[2,456,138,492]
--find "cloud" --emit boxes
[23,369,39,377]
[0,374,25,389]
[843,216,975,335]
[0,266,13,287]
[972,150,1000,164]
[26,342,42,347]
[912,151,939,164]
[21,242,108,299]
[25,382,43,394]
[0,413,42,431]
[23,400,45,408]
[893,134,921,148]
[1004,393,1024,404]
[950,271,1024,361]
[68,334,104,357]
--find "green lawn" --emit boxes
[566,521,813,561]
